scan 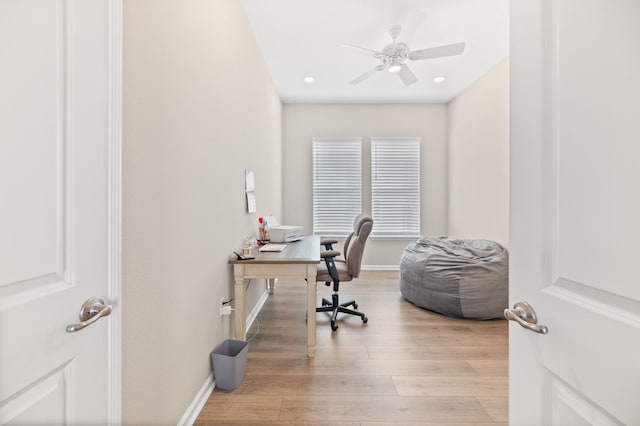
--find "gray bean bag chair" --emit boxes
[399,237,508,319]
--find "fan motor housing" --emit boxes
[382,42,410,59]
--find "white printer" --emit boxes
[263,216,303,243]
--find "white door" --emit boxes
[509,0,640,424]
[0,1,121,424]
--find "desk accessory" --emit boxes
[233,251,255,260]
[258,243,287,252]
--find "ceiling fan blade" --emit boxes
[339,43,383,58]
[409,42,466,61]
[349,65,385,85]
[397,64,418,86]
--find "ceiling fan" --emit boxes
[341,25,465,86]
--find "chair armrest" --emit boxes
[321,250,341,259]
[320,250,341,283]
[321,239,338,250]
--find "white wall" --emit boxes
[447,59,510,246]
[123,0,282,423]
[282,104,449,266]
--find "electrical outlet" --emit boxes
[219,297,226,317]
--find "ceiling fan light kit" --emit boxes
[388,63,403,73]
[342,25,465,86]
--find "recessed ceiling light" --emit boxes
[433,76,446,83]
[303,76,315,83]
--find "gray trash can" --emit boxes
[210,339,248,390]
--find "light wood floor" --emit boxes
[196,270,508,425]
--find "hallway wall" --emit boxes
[123,0,282,423]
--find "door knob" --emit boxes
[504,301,548,334]
[66,297,112,333]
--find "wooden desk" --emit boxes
[229,236,320,357]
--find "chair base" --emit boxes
[316,294,368,331]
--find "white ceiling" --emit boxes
[240,0,509,104]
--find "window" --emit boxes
[371,137,421,238]
[312,137,362,237]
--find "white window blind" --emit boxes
[371,137,421,239]
[312,137,362,237]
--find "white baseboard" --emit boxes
[177,373,215,426]
[361,265,399,271]
[246,285,270,332]
[179,284,271,425]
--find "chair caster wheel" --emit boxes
[353,302,358,309]
[362,316,368,323]
[331,322,338,331]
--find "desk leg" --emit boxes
[267,278,276,295]
[233,267,246,341]
[306,264,317,358]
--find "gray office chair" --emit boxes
[316,214,373,331]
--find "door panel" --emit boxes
[551,379,618,426]
[0,0,62,288]
[555,0,640,300]
[548,1,640,419]
[510,0,640,424]
[2,365,70,426]
[0,0,118,424]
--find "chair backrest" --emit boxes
[345,214,373,278]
